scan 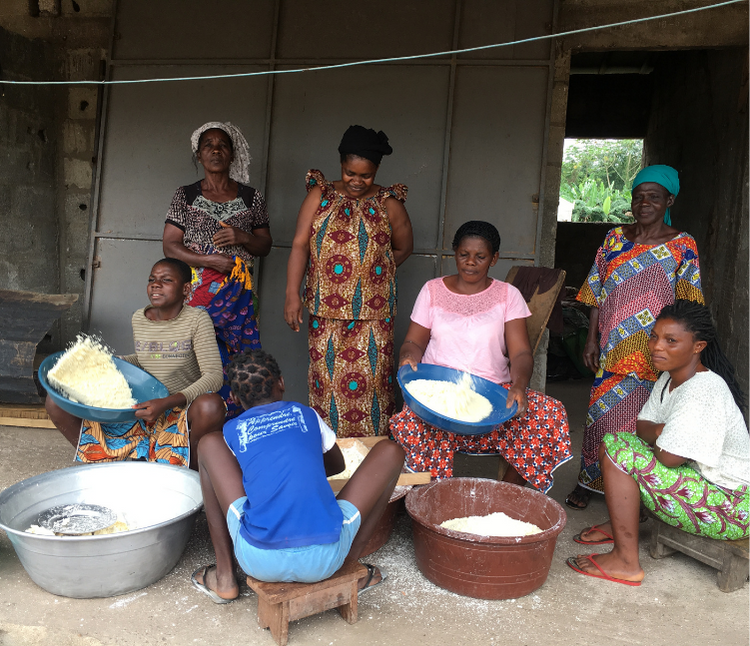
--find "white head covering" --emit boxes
[191,121,251,184]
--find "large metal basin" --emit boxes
[0,462,202,598]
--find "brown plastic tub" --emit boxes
[405,478,566,599]
[361,486,411,557]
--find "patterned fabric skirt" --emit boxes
[188,257,261,419]
[308,315,395,437]
[603,432,749,540]
[76,408,189,467]
[578,369,654,493]
[389,387,572,493]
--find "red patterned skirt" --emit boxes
[389,386,572,492]
[308,315,395,437]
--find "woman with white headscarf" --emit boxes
[163,122,272,417]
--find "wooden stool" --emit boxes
[246,561,367,646]
[649,516,749,592]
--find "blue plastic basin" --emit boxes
[38,351,169,423]
[397,364,518,436]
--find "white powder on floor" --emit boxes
[405,373,492,423]
[440,512,543,537]
[47,336,136,409]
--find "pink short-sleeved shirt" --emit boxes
[411,278,531,385]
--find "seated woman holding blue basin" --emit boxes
[390,221,572,492]
[45,258,226,470]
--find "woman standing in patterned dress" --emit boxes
[284,126,413,438]
[565,165,704,510]
[163,122,272,418]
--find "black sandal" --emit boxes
[565,485,591,510]
[358,563,388,597]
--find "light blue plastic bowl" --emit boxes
[397,364,518,436]
[38,351,169,423]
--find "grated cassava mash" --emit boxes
[405,373,493,423]
[47,336,136,409]
[440,512,543,537]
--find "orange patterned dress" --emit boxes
[304,169,407,437]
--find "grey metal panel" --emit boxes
[393,254,439,351]
[113,0,275,61]
[98,66,269,238]
[276,0,456,60]
[444,65,549,256]
[256,247,311,404]
[266,65,450,249]
[458,0,553,61]
[88,238,164,354]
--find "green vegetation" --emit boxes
[560,139,644,223]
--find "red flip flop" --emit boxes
[573,523,614,545]
[566,555,642,586]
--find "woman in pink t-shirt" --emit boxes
[390,221,572,492]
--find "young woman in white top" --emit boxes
[567,300,749,586]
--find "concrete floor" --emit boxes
[0,379,747,646]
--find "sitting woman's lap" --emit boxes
[226,497,362,583]
[77,407,189,466]
[389,388,571,493]
[603,432,749,541]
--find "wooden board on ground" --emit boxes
[0,405,55,429]
[327,437,430,492]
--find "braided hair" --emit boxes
[227,350,283,410]
[657,300,747,410]
[153,257,192,285]
[452,221,501,254]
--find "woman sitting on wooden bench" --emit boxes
[568,300,749,586]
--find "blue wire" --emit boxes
[2,0,744,86]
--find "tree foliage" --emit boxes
[559,139,644,223]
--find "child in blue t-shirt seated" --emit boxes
[191,349,405,603]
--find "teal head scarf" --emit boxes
[631,165,679,226]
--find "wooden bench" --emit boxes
[246,560,367,646]
[649,516,749,592]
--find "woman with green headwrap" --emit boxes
[565,165,705,513]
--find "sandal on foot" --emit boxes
[573,524,614,545]
[191,565,237,604]
[566,555,642,587]
[358,563,388,597]
[565,485,591,510]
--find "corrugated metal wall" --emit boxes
[86,0,556,403]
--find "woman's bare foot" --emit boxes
[572,551,644,583]
[193,565,239,602]
[358,564,386,595]
[576,521,614,544]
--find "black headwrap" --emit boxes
[338,125,393,166]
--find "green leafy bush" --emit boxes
[560,139,643,223]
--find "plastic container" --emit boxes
[360,486,410,557]
[405,478,566,599]
[397,364,517,435]
[39,351,169,423]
